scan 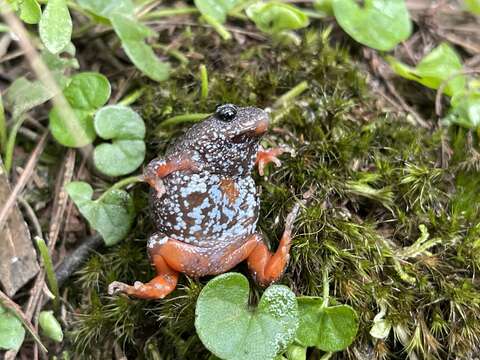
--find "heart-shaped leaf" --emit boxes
[332,0,412,51]
[246,2,309,34]
[296,297,358,352]
[66,181,135,246]
[111,14,170,82]
[49,72,110,148]
[39,311,63,342]
[63,72,111,110]
[0,305,25,351]
[39,0,72,54]
[194,0,244,23]
[195,273,298,360]
[93,105,146,176]
[387,43,465,97]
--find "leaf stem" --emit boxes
[118,88,145,106]
[202,14,231,41]
[0,93,6,154]
[152,44,189,64]
[4,115,26,173]
[35,236,60,310]
[97,175,143,202]
[322,268,329,309]
[156,113,210,131]
[319,352,333,360]
[273,80,309,108]
[200,64,209,101]
[141,7,199,20]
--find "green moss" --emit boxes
[67,28,480,359]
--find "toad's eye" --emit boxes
[215,104,237,122]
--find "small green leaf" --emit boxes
[465,0,480,14]
[66,181,135,246]
[195,273,298,360]
[76,0,135,19]
[0,305,25,351]
[332,0,412,51]
[18,0,41,24]
[246,2,309,34]
[39,311,63,342]
[387,43,465,96]
[39,0,72,54]
[194,0,243,23]
[297,297,358,352]
[110,14,170,82]
[4,77,55,118]
[49,107,96,147]
[63,72,111,110]
[445,92,480,129]
[93,105,146,176]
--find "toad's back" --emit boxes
[149,171,259,248]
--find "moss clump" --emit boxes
[67,28,480,359]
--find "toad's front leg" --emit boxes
[143,154,199,197]
[256,145,291,176]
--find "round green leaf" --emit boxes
[246,2,309,34]
[387,43,465,97]
[64,72,111,110]
[332,0,412,51]
[94,140,145,176]
[66,181,135,246]
[49,107,96,148]
[18,0,41,24]
[93,105,146,176]
[39,0,72,54]
[195,273,298,360]
[94,105,145,140]
[297,297,358,352]
[446,93,480,129]
[0,305,25,351]
[194,0,244,23]
[76,0,135,19]
[39,311,63,342]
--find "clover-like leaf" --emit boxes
[4,77,56,119]
[387,43,465,97]
[39,311,63,342]
[296,297,358,352]
[195,273,298,360]
[66,181,135,246]
[0,305,25,351]
[49,72,110,148]
[332,0,411,51]
[246,2,309,34]
[39,0,72,54]
[194,0,244,23]
[63,72,111,110]
[93,105,146,176]
[110,14,170,82]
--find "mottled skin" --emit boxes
[109,104,299,299]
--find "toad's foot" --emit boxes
[256,146,292,176]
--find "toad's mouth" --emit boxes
[231,120,269,143]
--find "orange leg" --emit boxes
[108,254,179,299]
[256,146,289,176]
[143,156,198,196]
[247,203,300,286]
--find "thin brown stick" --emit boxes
[0,290,47,354]
[0,131,48,231]
[434,69,480,117]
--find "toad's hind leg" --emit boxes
[247,203,300,287]
[108,234,179,300]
